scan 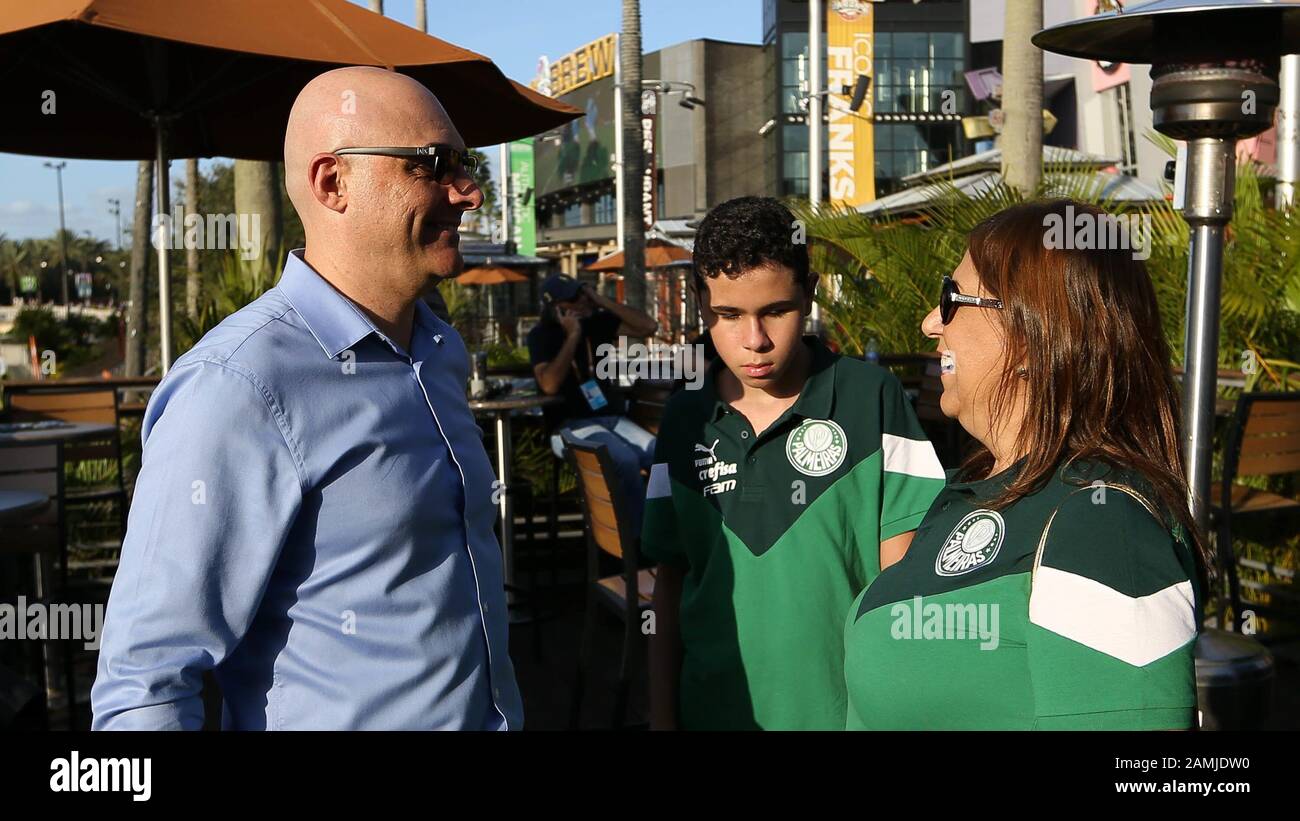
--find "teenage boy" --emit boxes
[643,196,946,730]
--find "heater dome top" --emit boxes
[1033,0,1300,65]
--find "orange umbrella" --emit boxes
[586,238,692,272]
[456,266,529,286]
[0,0,580,158]
[0,0,579,372]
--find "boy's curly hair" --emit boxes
[692,196,812,293]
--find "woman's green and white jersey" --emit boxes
[845,458,1201,730]
[641,338,946,730]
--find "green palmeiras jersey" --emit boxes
[641,337,946,730]
[845,458,1201,730]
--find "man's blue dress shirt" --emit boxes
[91,250,523,730]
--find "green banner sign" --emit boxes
[509,139,537,256]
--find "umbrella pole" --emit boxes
[154,120,174,374]
[1180,137,1236,535]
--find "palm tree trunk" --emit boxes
[125,160,153,377]
[620,0,647,313]
[234,160,284,278]
[369,0,383,13]
[185,158,201,318]
[1001,0,1043,195]
[415,0,426,32]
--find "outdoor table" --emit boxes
[0,490,50,523]
[469,393,562,605]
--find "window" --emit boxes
[563,201,582,227]
[594,191,615,224]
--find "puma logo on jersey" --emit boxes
[694,438,720,466]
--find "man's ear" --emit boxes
[308,153,347,214]
[691,274,714,325]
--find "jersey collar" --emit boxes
[704,335,838,423]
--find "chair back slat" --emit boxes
[569,448,625,558]
[1233,394,1300,479]
[7,389,118,425]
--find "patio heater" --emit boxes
[1034,0,1299,535]
[1034,0,1297,728]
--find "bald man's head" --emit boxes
[284,66,459,217]
[284,66,483,288]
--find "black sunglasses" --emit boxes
[332,143,478,184]
[940,276,1003,324]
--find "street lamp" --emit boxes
[1034,0,1300,540]
[107,198,122,250]
[43,160,69,308]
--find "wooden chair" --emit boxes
[562,431,655,730]
[4,386,128,580]
[0,442,76,728]
[1212,391,1300,634]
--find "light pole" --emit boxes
[43,161,69,309]
[108,198,122,250]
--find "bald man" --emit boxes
[91,67,523,730]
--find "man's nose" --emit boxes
[743,317,771,351]
[449,175,484,211]
[921,305,944,340]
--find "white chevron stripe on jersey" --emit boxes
[647,463,671,500]
[881,433,945,480]
[1029,566,1196,667]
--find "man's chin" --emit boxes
[425,248,464,280]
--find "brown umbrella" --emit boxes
[456,266,529,286]
[0,0,579,371]
[0,0,580,158]
[586,237,692,272]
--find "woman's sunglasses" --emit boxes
[940,276,1003,324]
[332,143,479,184]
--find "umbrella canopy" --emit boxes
[0,0,579,373]
[457,266,529,286]
[0,0,580,157]
[587,238,692,272]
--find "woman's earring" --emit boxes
[1016,366,1028,380]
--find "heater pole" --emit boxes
[1181,137,1236,533]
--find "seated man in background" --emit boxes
[528,274,658,528]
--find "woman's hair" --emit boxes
[960,199,1209,572]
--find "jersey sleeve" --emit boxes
[877,371,946,541]
[1027,488,1199,730]
[640,413,688,569]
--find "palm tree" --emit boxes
[620,0,647,312]
[233,160,284,281]
[126,160,153,377]
[1001,0,1044,194]
[0,234,29,302]
[185,158,202,318]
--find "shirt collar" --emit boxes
[705,335,838,422]
[947,455,1116,501]
[277,249,388,360]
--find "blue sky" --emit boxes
[0,0,760,243]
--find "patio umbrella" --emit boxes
[456,266,529,286]
[586,237,692,272]
[0,0,579,371]
[456,263,528,343]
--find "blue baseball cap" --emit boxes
[540,274,585,304]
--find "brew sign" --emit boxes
[547,34,617,98]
